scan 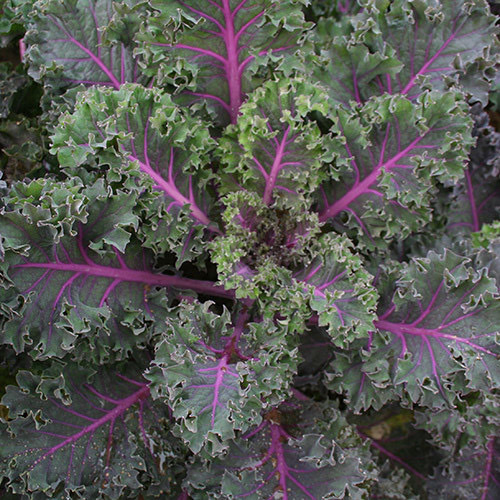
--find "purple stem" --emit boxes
[262,126,291,205]
[400,20,460,96]
[222,0,243,123]
[481,438,495,500]
[29,385,150,472]
[15,260,234,300]
[358,430,426,480]
[319,134,426,222]
[375,320,497,357]
[48,15,120,89]
[19,38,26,61]
[127,153,217,231]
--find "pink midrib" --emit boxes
[481,438,495,500]
[269,424,316,500]
[29,385,150,471]
[375,319,497,357]
[210,355,229,427]
[49,15,120,89]
[127,154,211,227]
[319,135,426,222]
[263,126,291,205]
[15,261,232,299]
[222,0,242,124]
[401,24,459,96]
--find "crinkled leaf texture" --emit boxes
[147,302,299,456]
[218,77,329,206]
[0,360,183,498]
[24,0,147,89]
[295,238,378,346]
[0,179,227,360]
[316,92,472,246]
[0,1,499,499]
[140,0,310,123]
[313,0,498,109]
[447,103,500,236]
[51,84,218,230]
[186,400,374,499]
[374,250,500,407]
[428,438,500,500]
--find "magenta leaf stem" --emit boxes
[14,260,233,300]
[357,429,426,480]
[319,132,425,222]
[28,385,150,472]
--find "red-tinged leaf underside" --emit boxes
[27,0,143,88]
[1,369,167,496]
[0,214,229,358]
[317,94,467,242]
[149,0,303,123]
[374,254,500,405]
[371,0,497,100]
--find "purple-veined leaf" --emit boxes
[294,237,378,346]
[0,361,182,498]
[324,335,396,413]
[363,0,498,102]
[218,77,329,206]
[428,438,499,500]
[141,0,310,124]
[188,400,373,499]
[448,104,500,236]
[24,0,147,89]
[51,84,219,231]
[147,303,299,455]
[373,250,500,407]
[0,185,231,359]
[313,41,403,109]
[316,92,472,246]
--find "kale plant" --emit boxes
[0,0,499,498]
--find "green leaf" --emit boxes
[295,234,378,346]
[24,0,148,89]
[186,399,375,499]
[317,92,473,248]
[0,359,183,498]
[218,77,330,207]
[138,0,311,124]
[147,302,299,456]
[0,178,228,360]
[360,0,499,103]
[374,249,500,407]
[51,83,218,230]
